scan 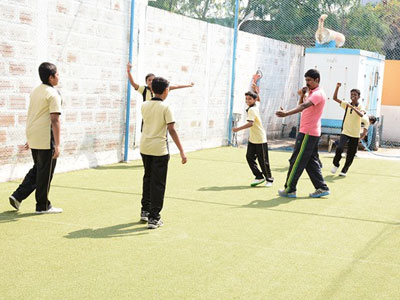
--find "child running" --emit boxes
[233,91,273,187]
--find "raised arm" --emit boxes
[127,63,139,90]
[332,82,342,104]
[169,82,194,91]
[167,123,187,164]
[298,87,307,104]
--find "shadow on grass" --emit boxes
[188,157,246,165]
[0,210,38,223]
[242,196,308,208]
[65,222,148,239]
[199,185,259,191]
[323,175,347,182]
[240,198,400,225]
[52,184,400,226]
[94,164,142,170]
[271,166,289,172]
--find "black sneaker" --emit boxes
[9,196,21,210]
[147,218,164,229]
[140,211,150,222]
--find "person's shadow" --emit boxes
[324,175,346,182]
[242,196,310,209]
[198,185,258,192]
[64,222,148,239]
[0,211,37,223]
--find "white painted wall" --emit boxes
[381,105,400,141]
[0,1,303,182]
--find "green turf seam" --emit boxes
[285,133,309,192]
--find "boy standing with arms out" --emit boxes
[233,91,273,187]
[275,69,329,198]
[140,77,187,229]
[331,83,367,176]
[9,62,63,214]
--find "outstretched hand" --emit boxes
[275,106,286,117]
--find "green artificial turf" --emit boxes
[1,147,399,299]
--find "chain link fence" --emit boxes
[149,0,400,59]
[149,0,400,152]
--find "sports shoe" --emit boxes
[331,166,338,174]
[278,189,297,198]
[251,178,265,187]
[339,172,347,177]
[9,195,21,210]
[265,181,273,187]
[147,218,164,229]
[140,210,150,222]
[35,207,63,214]
[309,188,330,198]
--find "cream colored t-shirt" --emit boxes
[360,114,370,132]
[26,84,62,149]
[247,105,267,144]
[137,85,153,101]
[340,101,366,138]
[140,98,174,156]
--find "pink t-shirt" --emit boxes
[299,87,326,137]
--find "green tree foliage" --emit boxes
[373,0,400,59]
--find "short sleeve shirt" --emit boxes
[340,101,366,138]
[247,105,267,144]
[26,84,62,149]
[360,114,370,132]
[137,85,153,102]
[140,98,175,156]
[299,87,326,137]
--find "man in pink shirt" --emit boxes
[275,69,330,198]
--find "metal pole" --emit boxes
[124,0,135,162]
[227,0,239,146]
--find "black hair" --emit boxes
[369,115,377,124]
[304,69,320,81]
[151,77,170,94]
[145,73,155,82]
[245,91,258,100]
[39,62,57,85]
[350,89,361,96]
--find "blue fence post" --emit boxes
[228,0,240,146]
[124,0,135,162]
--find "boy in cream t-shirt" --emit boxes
[331,82,367,176]
[139,77,187,229]
[9,62,63,214]
[233,91,273,187]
